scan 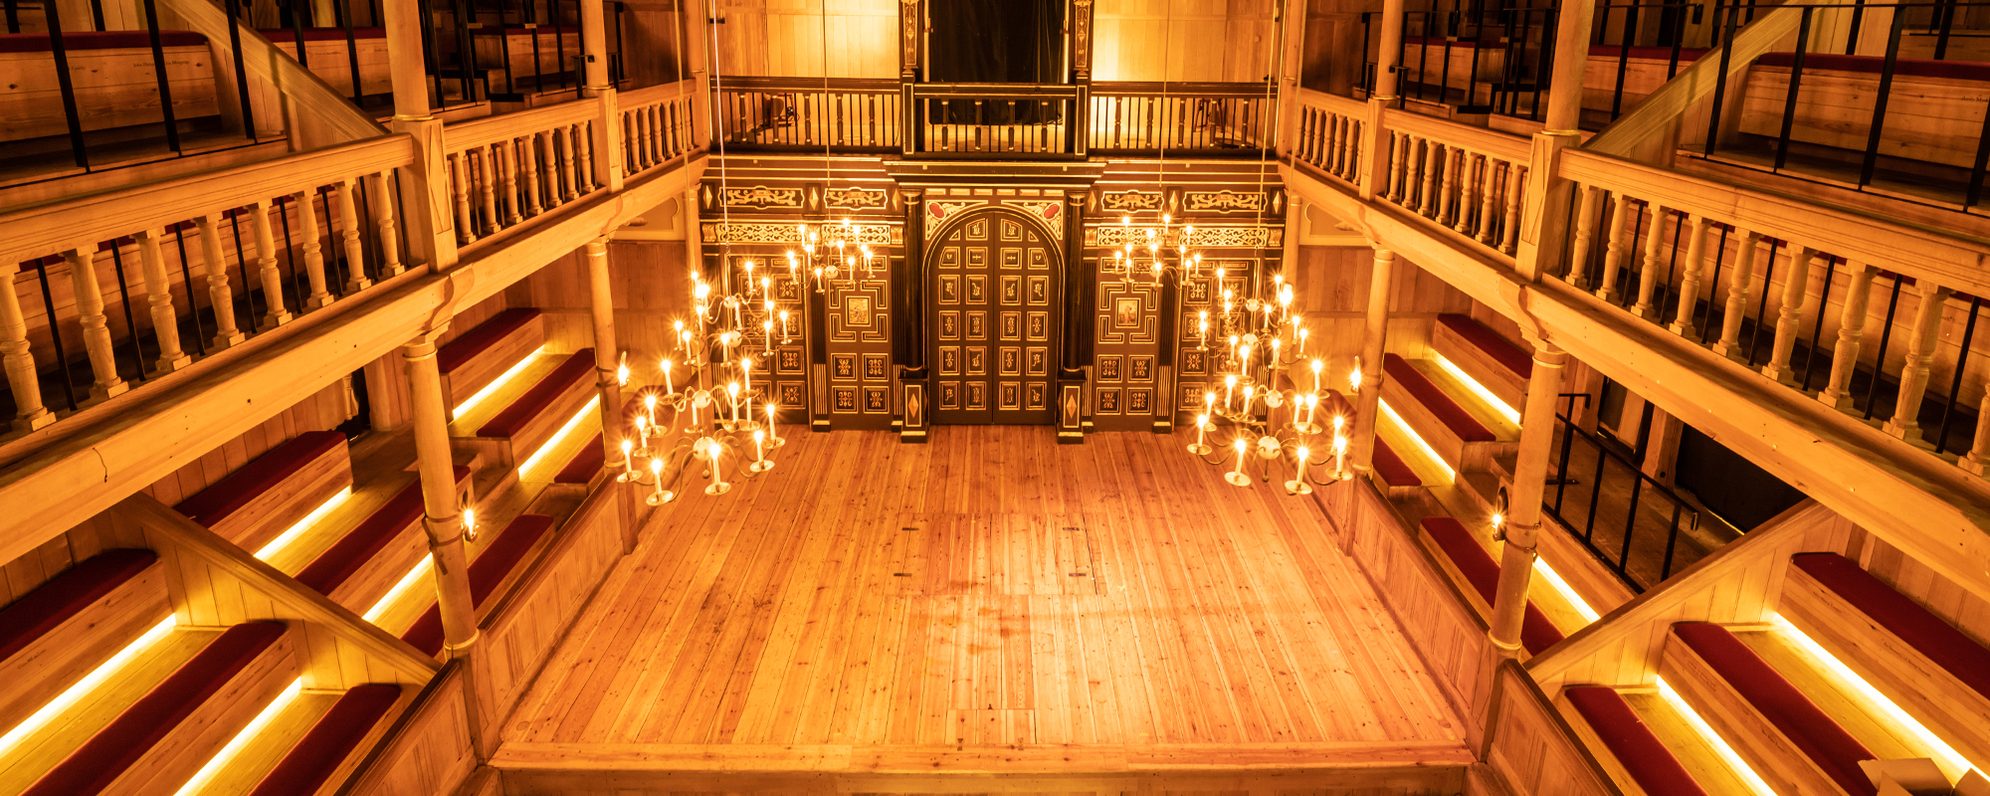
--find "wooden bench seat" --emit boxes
[402,513,556,655]
[1,31,222,142]
[1372,437,1423,489]
[0,550,169,731]
[1782,552,1990,768]
[1434,313,1530,410]
[174,430,351,551]
[24,621,296,795]
[469,348,595,467]
[248,683,402,796]
[295,465,472,609]
[555,434,607,485]
[1564,686,1709,796]
[1663,621,1879,795]
[1382,354,1512,472]
[1420,517,1563,655]
[439,308,545,415]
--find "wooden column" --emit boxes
[1513,0,1597,280]
[898,187,929,443]
[1761,246,1815,382]
[1350,246,1393,474]
[1709,229,1759,359]
[1818,262,1875,409]
[135,230,192,373]
[1059,190,1090,442]
[401,336,478,652]
[1489,341,1569,656]
[0,266,55,431]
[583,237,635,550]
[196,215,247,349]
[1358,0,1406,200]
[64,249,128,400]
[1882,283,1950,440]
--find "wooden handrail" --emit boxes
[444,98,602,154]
[620,78,697,106]
[1092,80,1272,96]
[1383,107,1533,161]
[714,75,900,92]
[1296,88,1367,116]
[1560,149,1990,295]
[911,82,1081,99]
[0,135,415,265]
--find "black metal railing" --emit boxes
[1545,400,1711,592]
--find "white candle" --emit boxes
[661,358,675,394]
[1295,445,1310,483]
[1224,374,1238,412]
[1194,413,1209,449]
[1232,438,1249,477]
[644,393,659,428]
[779,310,791,342]
[727,382,741,424]
[753,429,766,467]
[635,414,650,449]
[766,402,780,442]
[619,438,634,474]
[1311,358,1324,393]
[707,440,726,490]
[649,457,666,500]
[1333,434,1348,477]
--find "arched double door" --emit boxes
[928,209,1060,424]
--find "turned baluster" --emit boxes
[1501,166,1524,254]
[499,141,523,227]
[1566,185,1601,287]
[475,148,501,234]
[1,265,56,430]
[1475,162,1498,244]
[1882,282,1952,440]
[368,171,405,276]
[1959,376,1990,475]
[1437,148,1460,226]
[1595,194,1633,302]
[196,215,246,347]
[1417,141,1440,216]
[1710,229,1761,359]
[1761,246,1816,381]
[1630,204,1669,319]
[134,229,191,372]
[296,190,333,309]
[334,179,371,291]
[63,248,128,399]
[643,106,659,166]
[522,134,547,216]
[1818,261,1876,409]
[1402,137,1425,210]
[450,154,477,244]
[1667,214,1708,336]
[555,127,577,202]
[249,201,294,328]
[576,122,598,193]
[1454,154,1479,234]
[1386,133,1408,202]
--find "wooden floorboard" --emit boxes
[496,427,1469,791]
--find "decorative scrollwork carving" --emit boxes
[1101,191,1163,213]
[721,185,804,209]
[1184,190,1266,213]
[1090,224,1276,249]
[705,222,899,245]
[826,187,889,210]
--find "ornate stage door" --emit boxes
[930,209,1060,424]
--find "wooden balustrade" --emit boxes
[0,136,415,432]
[620,81,697,177]
[1555,149,1990,472]
[1290,91,1366,184]
[1088,82,1273,154]
[713,77,901,153]
[1380,110,1529,257]
[443,100,601,248]
[910,83,1081,158]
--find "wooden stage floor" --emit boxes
[495,427,1470,793]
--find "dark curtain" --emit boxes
[927,0,1065,123]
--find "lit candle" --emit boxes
[727,381,742,424]
[752,428,767,470]
[661,358,675,394]
[1198,311,1210,349]
[1307,394,1321,427]
[707,440,726,492]
[762,319,775,353]
[1349,361,1363,393]
[1223,374,1238,412]
[1242,385,1256,414]
[1203,390,1216,415]
[1333,434,1348,477]
[1311,358,1324,393]
[635,413,651,450]
[619,438,634,477]
[741,356,754,395]
[1194,412,1209,450]
[778,309,791,341]
[643,393,659,429]
[1269,338,1282,369]
[649,457,666,501]
[616,356,630,388]
[766,402,781,444]
[742,259,756,296]
[1232,437,1249,478]
[1295,445,1310,484]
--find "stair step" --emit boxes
[1417,516,1564,655]
[439,307,546,417]
[1434,313,1531,412]
[402,513,556,655]
[243,684,404,795]
[1564,686,1709,795]
[1619,690,1763,794]
[295,465,473,612]
[0,550,170,733]
[174,430,353,551]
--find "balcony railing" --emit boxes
[712,77,901,153]
[907,82,1082,158]
[1088,81,1275,154]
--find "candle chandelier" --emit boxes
[787,217,880,292]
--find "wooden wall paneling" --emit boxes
[472,486,626,736]
[140,380,352,507]
[344,662,478,796]
[1482,661,1622,796]
[710,0,900,78]
[824,261,894,428]
[1092,0,1280,82]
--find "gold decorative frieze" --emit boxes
[1100,191,1163,213]
[1089,224,1278,249]
[1184,190,1266,214]
[928,199,1065,240]
[721,185,804,209]
[704,222,900,245]
[826,186,889,210]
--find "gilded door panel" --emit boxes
[930,209,1058,424]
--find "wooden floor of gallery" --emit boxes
[494,427,1470,793]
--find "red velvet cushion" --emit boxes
[402,514,556,655]
[1566,686,1708,796]
[1421,517,1563,654]
[26,622,286,796]
[1437,314,1532,378]
[1757,51,1990,82]
[1372,438,1422,488]
[1672,622,1877,796]
[0,30,207,52]
[257,26,386,41]
[248,683,400,796]
[1793,553,1990,700]
[475,349,593,439]
[1384,354,1496,442]
[0,549,157,662]
[295,466,470,596]
[437,308,541,374]
[173,431,346,527]
[555,435,606,484]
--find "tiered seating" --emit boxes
[401,513,556,655]
[1372,437,1423,491]
[174,430,351,550]
[460,348,596,468]
[1563,686,1708,796]
[0,550,167,730]
[17,621,296,794]
[294,465,473,612]
[1433,313,1530,412]
[1782,553,1990,767]
[1381,353,1514,473]
[439,307,545,417]
[1660,621,1887,795]
[245,683,404,795]
[1418,516,1564,655]
[555,436,607,485]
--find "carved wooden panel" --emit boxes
[931,212,1057,424]
[1175,259,1256,416]
[1091,273,1160,430]
[826,263,893,427]
[721,253,809,416]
